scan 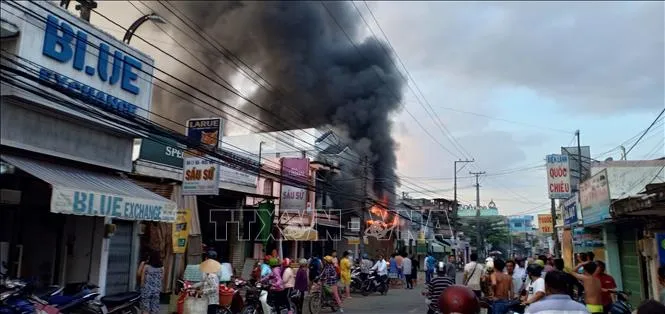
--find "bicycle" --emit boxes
[308,279,338,314]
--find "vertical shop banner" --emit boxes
[573,227,604,252]
[563,193,579,226]
[538,214,554,233]
[182,157,220,195]
[172,209,191,254]
[546,154,572,199]
[186,118,223,149]
[280,158,309,212]
[657,233,665,266]
[580,169,611,225]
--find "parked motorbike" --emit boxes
[610,291,632,314]
[79,292,141,314]
[349,267,363,293]
[360,271,388,296]
[239,280,262,314]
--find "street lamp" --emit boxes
[123,13,166,44]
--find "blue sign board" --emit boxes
[37,14,144,116]
[509,215,534,234]
[563,193,579,226]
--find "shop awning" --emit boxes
[431,242,446,253]
[1,154,177,222]
[282,226,318,241]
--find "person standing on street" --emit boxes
[522,263,546,308]
[340,251,352,299]
[423,262,455,314]
[139,251,163,314]
[309,255,322,283]
[524,270,588,314]
[445,255,457,280]
[553,258,584,300]
[360,253,372,282]
[411,255,419,288]
[294,259,309,314]
[594,261,617,314]
[490,259,513,314]
[464,253,484,298]
[402,253,413,289]
[425,253,436,284]
[572,261,603,314]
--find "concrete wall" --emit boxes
[1,99,134,171]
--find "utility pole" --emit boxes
[74,0,97,22]
[453,159,473,251]
[550,198,560,257]
[470,171,485,256]
[359,155,369,257]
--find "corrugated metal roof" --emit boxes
[1,153,169,202]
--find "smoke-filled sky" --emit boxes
[80,1,663,216]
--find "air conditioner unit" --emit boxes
[0,189,21,205]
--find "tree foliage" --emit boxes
[458,216,510,257]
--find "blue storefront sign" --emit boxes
[5,2,155,118]
[39,14,144,116]
[563,193,579,226]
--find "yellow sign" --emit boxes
[538,214,553,234]
[172,209,191,253]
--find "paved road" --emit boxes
[303,271,464,314]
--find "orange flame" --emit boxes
[365,194,399,228]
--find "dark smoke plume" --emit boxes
[160,1,404,200]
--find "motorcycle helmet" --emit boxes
[323,255,333,264]
[437,285,480,314]
[362,253,368,259]
[526,263,544,277]
[282,258,291,268]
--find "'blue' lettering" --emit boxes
[42,15,73,62]
[112,197,122,217]
[121,55,141,95]
[72,191,86,213]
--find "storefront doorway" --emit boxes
[105,221,135,295]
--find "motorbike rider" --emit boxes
[260,257,289,314]
[423,261,455,314]
[370,253,388,283]
[360,253,373,282]
[321,256,344,313]
[522,263,546,308]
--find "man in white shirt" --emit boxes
[402,254,413,289]
[523,264,546,308]
[370,253,388,278]
[463,253,484,298]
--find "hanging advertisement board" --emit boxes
[580,169,611,225]
[182,156,219,195]
[538,214,553,233]
[172,209,191,254]
[563,193,579,226]
[186,118,223,149]
[546,154,572,199]
[280,158,309,211]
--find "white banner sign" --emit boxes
[182,157,220,195]
[219,164,256,188]
[281,185,307,211]
[546,154,572,199]
[51,186,177,222]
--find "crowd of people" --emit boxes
[441,252,665,314]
